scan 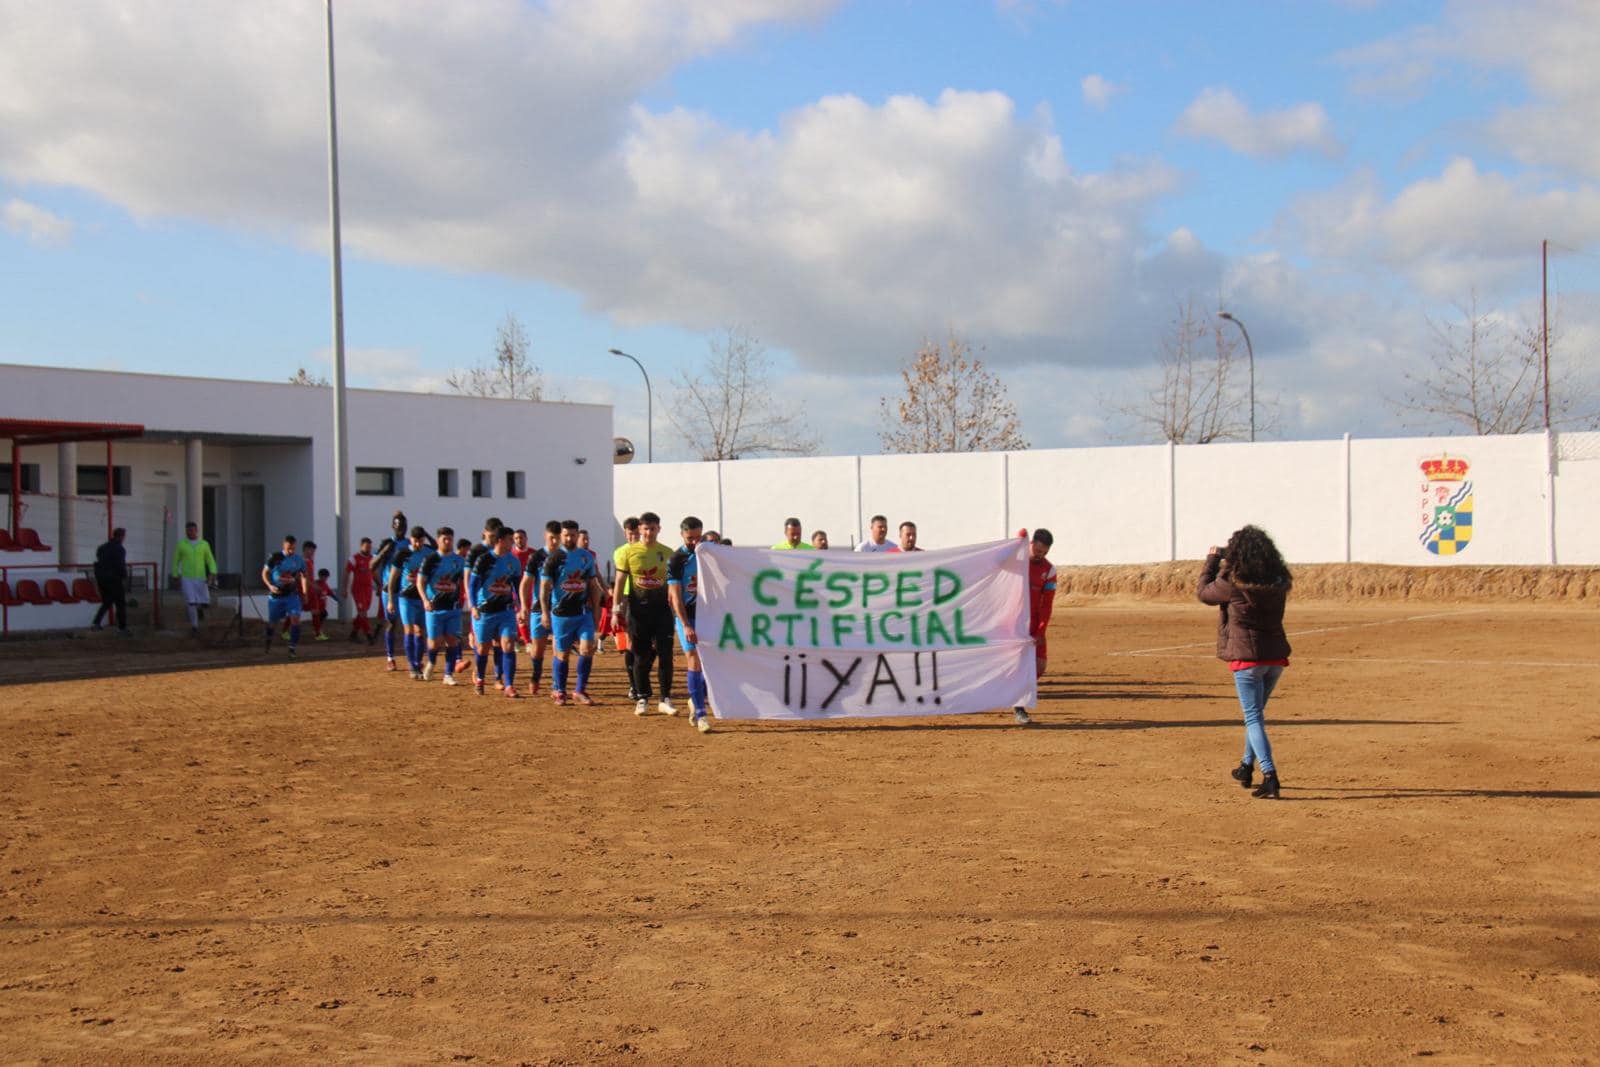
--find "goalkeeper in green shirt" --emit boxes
[172,521,218,635]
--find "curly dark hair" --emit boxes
[1223,525,1291,587]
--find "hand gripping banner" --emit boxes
[695,538,1034,720]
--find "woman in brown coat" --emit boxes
[1197,525,1292,799]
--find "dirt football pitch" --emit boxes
[2,582,1598,1064]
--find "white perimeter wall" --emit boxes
[616,431,1600,566]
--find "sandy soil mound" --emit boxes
[1058,561,1600,603]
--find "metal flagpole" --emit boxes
[325,0,351,621]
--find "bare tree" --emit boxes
[446,313,542,400]
[879,334,1028,453]
[667,328,819,460]
[1396,293,1599,434]
[1114,299,1256,443]
[288,366,328,387]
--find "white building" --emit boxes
[1,363,615,632]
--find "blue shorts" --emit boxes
[676,615,697,654]
[267,595,301,624]
[425,608,461,641]
[551,611,595,653]
[531,614,551,640]
[397,597,425,628]
[474,609,518,645]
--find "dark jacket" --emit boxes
[94,538,128,583]
[1197,552,1291,662]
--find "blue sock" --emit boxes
[407,634,420,670]
[530,656,543,690]
[576,654,592,692]
[445,645,458,676]
[476,651,488,680]
[503,650,517,688]
[552,656,569,694]
[427,645,439,668]
[688,669,707,715]
[384,627,395,658]
[493,645,503,683]
[289,623,300,649]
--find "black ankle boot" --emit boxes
[1252,772,1280,799]
[1230,762,1254,789]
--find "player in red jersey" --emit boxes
[344,537,376,642]
[1013,528,1057,725]
[511,528,534,651]
[298,541,325,639]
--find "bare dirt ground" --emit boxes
[2,584,1598,1064]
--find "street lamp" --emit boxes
[1217,311,1255,443]
[609,348,652,462]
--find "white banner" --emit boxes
[696,538,1034,720]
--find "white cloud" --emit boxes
[1338,1,1600,178]
[0,0,1194,380]
[1282,158,1600,298]
[1173,88,1343,159]
[2,197,72,245]
[308,346,450,394]
[1080,74,1122,111]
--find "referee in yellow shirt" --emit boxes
[171,521,218,635]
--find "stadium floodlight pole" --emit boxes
[1217,311,1256,443]
[325,0,351,619]
[609,348,652,462]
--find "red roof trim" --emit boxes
[0,418,145,446]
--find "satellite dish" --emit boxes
[613,437,635,465]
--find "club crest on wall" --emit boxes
[1419,455,1472,556]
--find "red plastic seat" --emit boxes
[14,578,51,605]
[71,577,101,603]
[0,528,19,550]
[43,578,78,604]
[0,580,22,607]
[14,528,51,552]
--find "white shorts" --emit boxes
[180,577,211,606]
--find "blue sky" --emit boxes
[3,0,1597,457]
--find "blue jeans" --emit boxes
[1232,665,1284,773]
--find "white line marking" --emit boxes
[1108,608,1494,658]
[1120,653,1600,669]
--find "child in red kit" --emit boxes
[309,567,337,641]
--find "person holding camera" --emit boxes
[1197,525,1292,799]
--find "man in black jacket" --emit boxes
[91,527,130,634]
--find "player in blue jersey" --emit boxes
[372,534,400,670]
[539,519,605,707]
[516,519,561,696]
[417,525,467,685]
[473,525,524,697]
[396,525,434,679]
[373,510,419,671]
[669,516,712,733]
[376,535,406,670]
[462,516,501,664]
[261,534,308,656]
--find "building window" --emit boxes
[438,468,459,497]
[0,463,41,495]
[472,469,491,498]
[355,466,401,496]
[506,470,525,499]
[76,465,132,496]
